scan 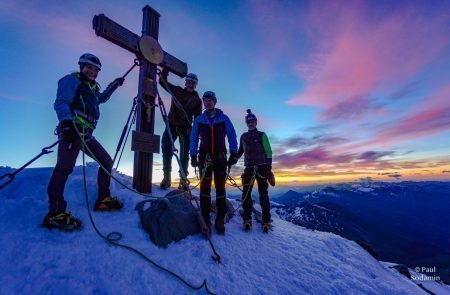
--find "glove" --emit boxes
[267,165,276,187]
[190,154,199,168]
[227,152,239,167]
[113,77,125,86]
[160,68,169,80]
[59,120,78,143]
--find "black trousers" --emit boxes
[47,133,112,214]
[241,164,271,223]
[198,152,227,224]
[161,125,190,177]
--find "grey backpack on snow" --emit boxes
[135,190,201,247]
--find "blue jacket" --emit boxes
[54,73,118,124]
[190,108,238,155]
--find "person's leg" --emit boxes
[47,140,82,214]
[213,154,228,229]
[179,128,190,178]
[241,168,255,223]
[199,154,213,225]
[85,135,113,199]
[256,173,271,223]
[161,126,175,186]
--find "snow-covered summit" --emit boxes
[0,166,445,294]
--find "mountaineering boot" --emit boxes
[42,212,82,231]
[160,171,171,190]
[215,219,225,235]
[160,178,171,190]
[262,222,271,233]
[94,196,124,211]
[243,220,252,231]
[178,178,189,191]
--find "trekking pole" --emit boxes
[0,140,60,190]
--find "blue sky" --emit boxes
[1,0,450,184]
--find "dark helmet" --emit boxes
[185,73,198,84]
[202,91,217,104]
[78,53,102,70]
[245,109,257,122]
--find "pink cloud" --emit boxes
[275,147,355,168]
[287,1,450,119]
[347,84,450,148]
[378,106,450,143]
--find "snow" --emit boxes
[357,187,374,193]
[0,166,446,294]
[382,262,450,295]
[322,191,340,197]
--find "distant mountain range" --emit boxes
[270,181,450,285]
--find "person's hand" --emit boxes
[227,152,239,167]
[113,77,125,86]
[191,154,199,168]
[267,165,276,186]
[59,120,78,143]
[160,68,169,79]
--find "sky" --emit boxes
[1,0,450,185]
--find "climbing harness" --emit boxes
[73,109,96,130]
[0,140,60,190]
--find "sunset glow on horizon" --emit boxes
[1,0,449,185]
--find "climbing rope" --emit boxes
[79,128,215,295]
[226,165,258,217]
[73,124,188,201]
[226,167,244,192]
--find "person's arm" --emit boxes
[225,115,238,153]
[98,78,124,104]
[236,135,244,159]
[262,132,273,166]
[190,116,200,156]
[54,75,80,122]
[193,96,202,121]
[159,69,177,93]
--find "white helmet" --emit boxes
[185,73,198,83]
[78,53,102,70]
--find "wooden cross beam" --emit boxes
[92,5,187,193]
